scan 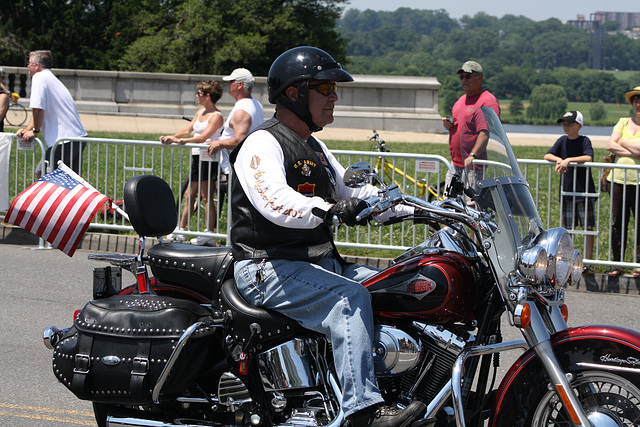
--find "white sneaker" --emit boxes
[190,233,216,246]
[167,228,186,242]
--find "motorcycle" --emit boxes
[43,107,640,427]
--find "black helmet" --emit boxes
[268,46,353,132]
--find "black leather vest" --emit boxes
[229,118,337,262]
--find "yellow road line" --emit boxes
[0,402,93,417]
[0,409,95,425]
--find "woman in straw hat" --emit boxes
[606,86,640,276]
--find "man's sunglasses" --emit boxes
[459,73,477,80]
[308,82,337,96]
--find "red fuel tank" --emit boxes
[363,251,476,324]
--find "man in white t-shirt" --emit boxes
[17,50,87,177]
[207,68,264,174]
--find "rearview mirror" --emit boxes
[343,162,371,188]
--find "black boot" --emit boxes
[370,401,427,427]
[344,401,427,427]
[344,405,377,426]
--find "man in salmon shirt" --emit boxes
[442,60,500,197]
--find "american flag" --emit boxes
[4,163,110,256]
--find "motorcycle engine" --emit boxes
[373,325,421,376]
[376,323,467,404]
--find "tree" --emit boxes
[488,66,531,99]
[509,96,524,116]
[527,84,567,121]
[439,74,463,116]
[590,100,606,122]
[0,0,349,74]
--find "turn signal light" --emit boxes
[560,304,569,322]
[514,303,532,329]
[520,304,531,329]
[73,309,82,321]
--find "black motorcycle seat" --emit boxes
[219,279,303,350]
[148,243,234,300]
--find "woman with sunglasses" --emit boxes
[160,80,223,245]
[442,60,500,199]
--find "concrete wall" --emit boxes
[2,67,442,132]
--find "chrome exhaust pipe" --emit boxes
[43,326,69,350]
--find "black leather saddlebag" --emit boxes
[52,294,216,404]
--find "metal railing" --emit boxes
[2,133,640,271]
[522,159,640,271]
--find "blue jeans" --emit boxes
[234,257,384,418]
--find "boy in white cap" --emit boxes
[544,110,596,272]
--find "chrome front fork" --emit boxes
[520,301,593,426]
[445,302,592,427]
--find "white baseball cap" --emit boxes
[222,68,255,84]
[557,111,584,126]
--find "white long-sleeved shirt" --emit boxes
[234,129,411,228]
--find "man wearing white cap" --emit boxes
[207,68,264,175]
[442,60,500,190]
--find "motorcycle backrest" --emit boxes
[124,175,177,237]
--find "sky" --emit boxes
[343,0,639,23]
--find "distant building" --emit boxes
[567,14,596,30]
[567,11,640,69]
[592,11,640,30]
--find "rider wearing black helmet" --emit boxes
[229,46,423,426]
[267,46,354,133]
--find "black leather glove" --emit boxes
[327,197,369,226]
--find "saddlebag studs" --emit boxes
[50,294,216,405]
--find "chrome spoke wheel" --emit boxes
[532,371,640,426]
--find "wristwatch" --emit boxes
[469,152,476,159]
[32,128,39,134]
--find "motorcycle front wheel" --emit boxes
[530,371,640,426]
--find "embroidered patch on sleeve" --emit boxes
[250,155,260,169]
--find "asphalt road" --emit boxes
[1,242,639,426]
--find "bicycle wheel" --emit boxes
[5,103,28,126]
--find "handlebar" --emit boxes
[368,130,390,153]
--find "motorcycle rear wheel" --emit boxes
[530,371,640,426]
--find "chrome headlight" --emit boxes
[535,228,576,287]
[519,246,548,283]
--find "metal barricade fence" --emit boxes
[1,136,230,245]
[330,149,453,251]
[3,134,640,272]
[1,133,47,246]
[61,137,230,244]
[2,133,47,196]
[2,138,453,252]
[520,159,640,271]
